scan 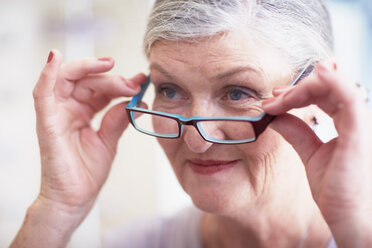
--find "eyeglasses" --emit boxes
[126,63,313,144]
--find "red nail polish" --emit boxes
[98,57,112,62]
[47,51,54,63]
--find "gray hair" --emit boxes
[143,0,334,71]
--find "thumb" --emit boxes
[98,101,148,151]
[98,101,131,152]
[270,113,323,165]
[33,49,63,117]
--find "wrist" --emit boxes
[31,195,87,230]
[10,196,91,248]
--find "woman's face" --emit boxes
[149,32,306,214]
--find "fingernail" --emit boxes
[97,57,112,62]
[273,86,290,95]
[127,81,140,91]
[47,51,54,64]
[122,76,140,91]
[262,97,278,108]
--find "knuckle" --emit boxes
[43,126,59,139]
[37,121,60,140]
[81,59,93,72]
[32,86,39,99]
[39,69,51,81]
[114,75,125,86]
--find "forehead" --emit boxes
[149,31,292,82]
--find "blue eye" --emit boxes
[228,89,246,101]
[157,86,181,100]
[163,88,177,99]
[226,88,252,101]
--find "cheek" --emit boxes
[237,127,287,176]
[239,127,282,153]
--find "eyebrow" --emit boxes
[212,65,263,81]
[150,63,177,81]
[150,63,262,81]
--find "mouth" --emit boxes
[187,159,239,175]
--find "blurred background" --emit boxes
[0,0,371,247]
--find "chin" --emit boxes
[175,158,267,216]
[191,195,231,215]
[186,179,253,215]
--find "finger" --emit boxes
[33,50,62,99]
[71,73,147,114]
[270,113,323,165]
[263,64,368,138]
[33,49,63,116]
[98,101,148,153]
[55,57,115,99]
[264,64,364,115]
[272,86,291,97]
[85,93,111,114]
[62,57,115,81]
[129,73,148,87]
[71,73,146,103]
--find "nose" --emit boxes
[182,125,214,153]
[182,102,216,153]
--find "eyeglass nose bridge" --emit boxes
[176,117,230,143]
[176,118,205,140]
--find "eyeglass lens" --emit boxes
[197,120,256,142]
[131,111,179,137]
[131,110,258,142]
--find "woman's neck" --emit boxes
[200,184,332,248]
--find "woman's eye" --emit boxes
[225,88,253,101]
[163,88,177,98]
[228,89,246,101]
[157,86,182,100]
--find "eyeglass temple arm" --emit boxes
[252,62,314,138]
[126,76,151,108]
[289,62,314,86]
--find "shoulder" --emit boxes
[103,207,203,248]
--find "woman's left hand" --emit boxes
[262,62,372,248]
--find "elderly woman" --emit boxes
[11,0,372,247]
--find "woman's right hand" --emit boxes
[32,49,145,225]
[11,49,146,247]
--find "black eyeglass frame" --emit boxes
[125,63,313,144]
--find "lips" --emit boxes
[187,159,238,175]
